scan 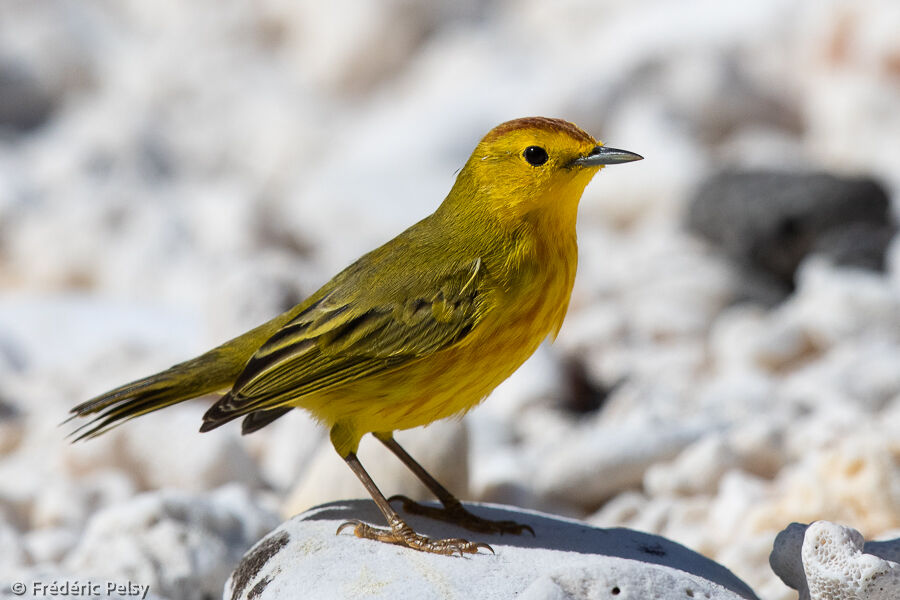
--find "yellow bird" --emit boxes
[69,117,642,555]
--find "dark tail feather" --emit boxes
[198,390,243,432]
[198,391,292,434]
[241,407,293,434]
[199,390,292,434]
[68,347,249,441]
[68,387,177,439]
[69,301,310,441]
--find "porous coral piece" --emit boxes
[770,521,900,600]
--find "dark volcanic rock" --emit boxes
[0,59,55,133]
[686,170,895,304]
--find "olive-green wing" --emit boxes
[201,258,485,432]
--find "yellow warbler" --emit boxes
[69,117,642,555]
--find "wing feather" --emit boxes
[201,257,485,430]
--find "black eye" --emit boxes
[523,145,548,166]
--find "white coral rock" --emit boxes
[770,521,900,600]
[226,500,760,600]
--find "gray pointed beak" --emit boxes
[570,145,643,167]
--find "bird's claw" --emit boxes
[387,494,535,536]
[336,518,492,556]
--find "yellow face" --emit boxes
[441,117,641,226]
[466,117,606,217]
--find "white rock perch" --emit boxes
[225,501,758,600]
[769,521,900,600]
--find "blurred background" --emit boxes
[1,1,898,598]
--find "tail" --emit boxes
[68,313,298,441]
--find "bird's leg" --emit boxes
[375,433,534,537]
[336,451,493,556]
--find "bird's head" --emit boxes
[444,117,641,226]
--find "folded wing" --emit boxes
[201,258,485,433]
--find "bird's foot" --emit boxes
[336,518,493,556]
[388,495,535,536]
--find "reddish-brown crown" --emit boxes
[482,117,595,145]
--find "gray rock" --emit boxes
[686,170,895,304]
[225,500,759,600]
[0,397,23,455]
[65,486,279,600]
[0,59,55,133]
